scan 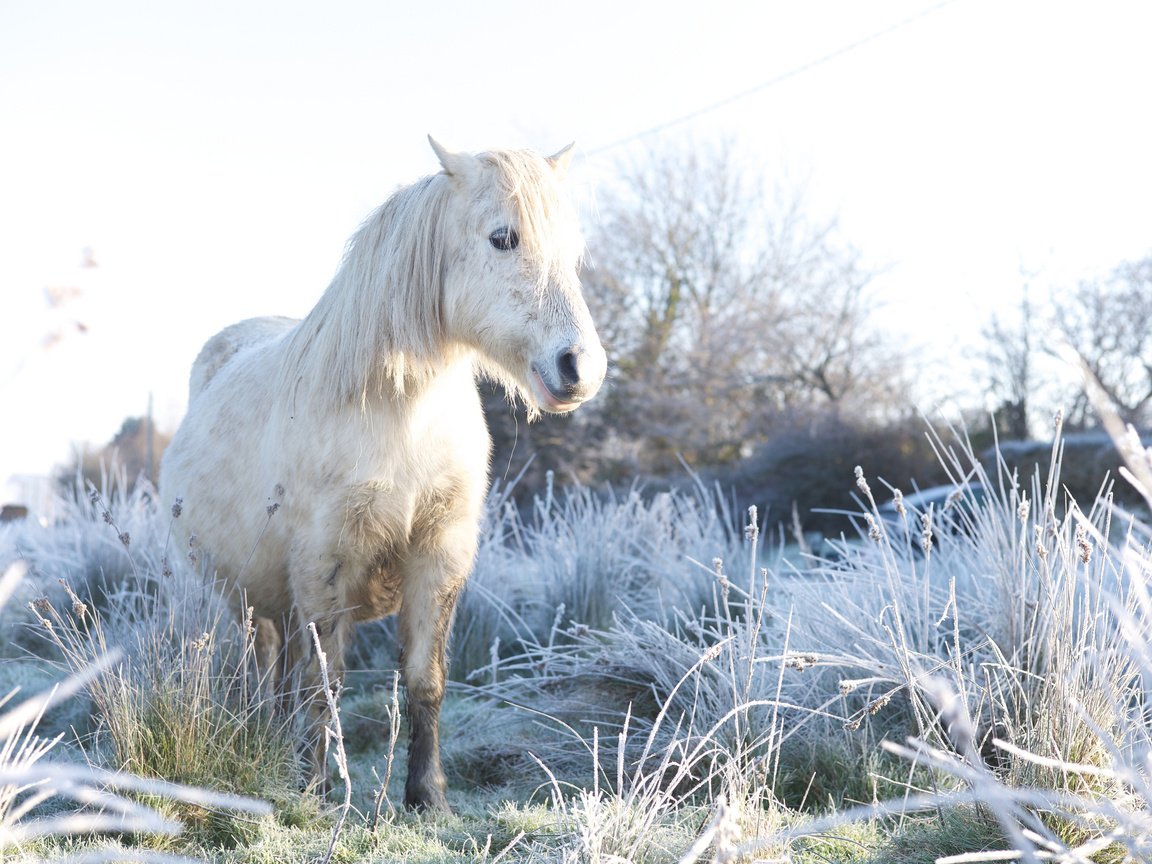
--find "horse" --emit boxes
[159,137,606,811]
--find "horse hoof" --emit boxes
[405,789,452,814]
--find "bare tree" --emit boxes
[1053,254,1152,428]
[980,284,1039,439]
[583,139,907,471]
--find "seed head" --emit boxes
[744,505,759,543]
[712,558,730,598]
[854,465,871,498]
[701,642,725,663]
[892,489,905,517]
[920,511,934,553]
[171,497,183,519]
[1075,523,1092,564]
[785,653,818,671]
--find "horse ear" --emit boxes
[428,135,472,178]
[547,142,575,178]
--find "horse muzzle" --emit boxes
[531,343,607,413]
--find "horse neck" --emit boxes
[282,265,474,410]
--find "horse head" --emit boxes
[429,137,607,415]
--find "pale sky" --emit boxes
[2,0,1151,505]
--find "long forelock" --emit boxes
[480,149,585,289]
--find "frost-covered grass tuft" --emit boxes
[0,553,271,861]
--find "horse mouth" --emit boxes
[530,367,582,413]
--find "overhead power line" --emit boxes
[585,0,959,157]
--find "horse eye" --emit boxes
[489,227,520,251]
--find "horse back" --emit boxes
[188,316,298,400]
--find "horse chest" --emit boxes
[338,469,475,621]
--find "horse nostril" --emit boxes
[557,348,581,390]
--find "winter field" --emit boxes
[3,417,1152,864]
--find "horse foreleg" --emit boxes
[252,614,286,703]
[290,562,354,795]
[292,610,352,795]
[398,556,464,813]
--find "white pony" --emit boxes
[159,138,606,811]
